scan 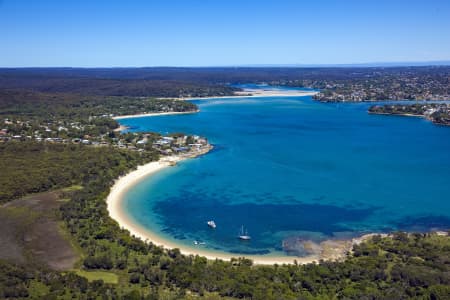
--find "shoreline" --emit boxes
[106,148,308,265]
[368,111,423,118]
[164,89,319,101]
[113,124,129,132]
[112,110,200,120]
[111,89,318,123]
[106,145,380,265]
[368,111,450,126]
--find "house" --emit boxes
[173,146,189,153]
[189,143,203,150]
[162,136,174,142]
[160,149,173,155]
[154,139,170,146]
[175,136,186,145]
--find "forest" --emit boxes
[0,141,449,299]
[0,67,449,299]
[1,66,449,101]
[0,89,197,122]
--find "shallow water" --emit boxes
[119,88,450,256]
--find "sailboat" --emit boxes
[207,220,216,229]
[238,225,251,240]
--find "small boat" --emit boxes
[238,225,251,240]
[207,220,216,229]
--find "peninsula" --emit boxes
[368,103,450,126]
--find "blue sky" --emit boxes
[1,0,449,67]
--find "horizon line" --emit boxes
[1,60,450,69]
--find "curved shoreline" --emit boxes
[106,153,315,265]
[106,148,380,265]
[107,96,369,265]
[107,108,321,264]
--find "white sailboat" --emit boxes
[238,225,251,240]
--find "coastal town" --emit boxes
[260,66,450,102]
[368,103,450,126]
[0,115,212,159]
[0,85,214,156]
[2,0,450,298]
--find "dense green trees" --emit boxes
[0,89,198,123]
[1,64,450,299]
[2,66,449,103]
[0,68,239,98]
[0,141,449,298]
[0,141,159,203]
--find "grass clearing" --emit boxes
[60,185,83,192]
[0,191,79,270]
[75,270,119,284]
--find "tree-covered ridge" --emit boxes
[0,141,159,203]
[1,66,449,101]
[0,70,239,98]
[0,141,449,299]
[0,89,197,122]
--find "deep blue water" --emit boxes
[119,89,450,256]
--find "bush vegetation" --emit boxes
[0,141,448,299]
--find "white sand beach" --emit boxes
[234,88,318,98]
[176,89,318,101]
[106,152,318,265]
[106,147,373,265]
[106,91,375,265]
[112,110,200,120]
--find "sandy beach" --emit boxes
[106,146,376,265]
[164,88,319,101]
[234,89,318,98]
[106,90,378,266]
[112,110,200,120]
[106,151,318,265]
[107,105,317,264]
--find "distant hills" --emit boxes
[2,61,450,69]
[237,61,450,68]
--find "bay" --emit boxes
[119,87,450,256]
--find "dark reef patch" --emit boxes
[393,215,450,232]
[151,191,378,252]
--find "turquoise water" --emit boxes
[119,88,450,256]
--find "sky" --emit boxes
[1,0,450,67]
